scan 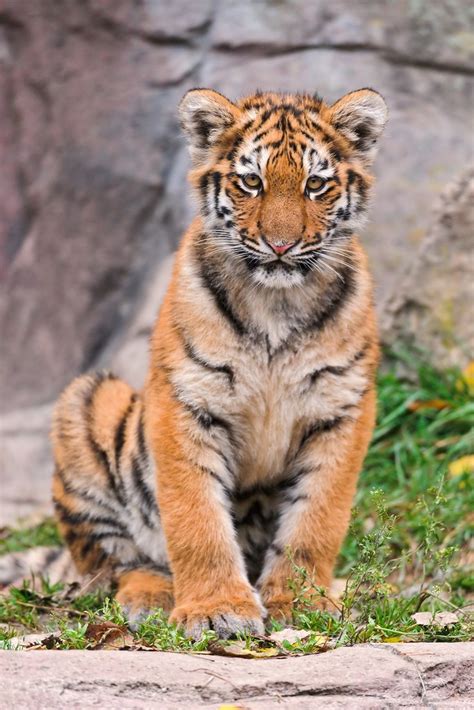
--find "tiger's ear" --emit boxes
[329,89,388,164]
[179,88,240,165]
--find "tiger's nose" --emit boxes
[267,240,297,255]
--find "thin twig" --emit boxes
[15,600,87,616]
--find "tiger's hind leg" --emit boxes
[51,372,173,622]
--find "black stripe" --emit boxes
[199,171,210,215]
[308,340,370,386]
[307,118,346,158]
[253,127,272,142]
[278,465,313,494]
[232,465,311,503]
[287,493,309,504]
[200,465,233,498]
[129,413,157,528]
[114,394,138,472]
[183,398,233,433]
[197,243,246,337]
[225,134,245,162]
[237,500,278,528]
[298,416,346,451]
[306,264,356,334]
[131,456,157,526]
[231,179,252,196]
[136,411,148,463]
[269,543,284,557]
[84,530,130,544]
[64,529,79,546]
[84,374,127,507]
[183,338,235,387]
[343,169,357,221]
[212,171,222,217]
[53,498,128,533]
[80,543,107,569]
[340,385,372,410]
[118,560,172,577]
[44,548,64,566]
[56,468,117,515]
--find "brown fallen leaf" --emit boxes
[407,399,450,412]
[85,621,134,650]
[411,611,459,627]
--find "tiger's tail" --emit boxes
[0,545,112,592]
[0,546,74,588]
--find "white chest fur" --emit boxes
[172,333,369,489]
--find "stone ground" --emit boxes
[1,642,473,708]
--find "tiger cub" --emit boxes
[52,88,387,639]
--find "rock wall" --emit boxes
[0,1,473,523]
[382,167,474,367]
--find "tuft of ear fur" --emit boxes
[329,89,388,164]
[179,88,240,166]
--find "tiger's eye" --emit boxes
[306,176,326,192]
[242,173,262,190]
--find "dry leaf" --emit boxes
[85,621,134,650]
[456,361,474,395]
[10,632,61,650]
[448,455,474,477]
[434,436,460,449]
[209,640,281,659]
[268,628,311,644]
[407,399,450,412]
[411,611,459,627]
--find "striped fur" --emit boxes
[50,88,387,638]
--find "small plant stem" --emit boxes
[15,600,87,617]
[426,591,470,617]
[413,591,430,614]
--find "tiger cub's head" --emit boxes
[180,88,387,288]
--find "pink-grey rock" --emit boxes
[0,1,200,413]
[0,402,54,526]
[212,0,474,70]
[1,643,473,708]
[88,0,214,41]
[382,166,474,367]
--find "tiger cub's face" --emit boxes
[180,89,387,288]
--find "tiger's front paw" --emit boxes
[170,597,264,640]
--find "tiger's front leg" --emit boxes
[259,391,376,623]
[146,380,264,640]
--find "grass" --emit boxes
[0,518,61,555]
[1,352,473,653]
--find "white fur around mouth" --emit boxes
[252,264,305,288]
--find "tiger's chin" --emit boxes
[251,262,306,289]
